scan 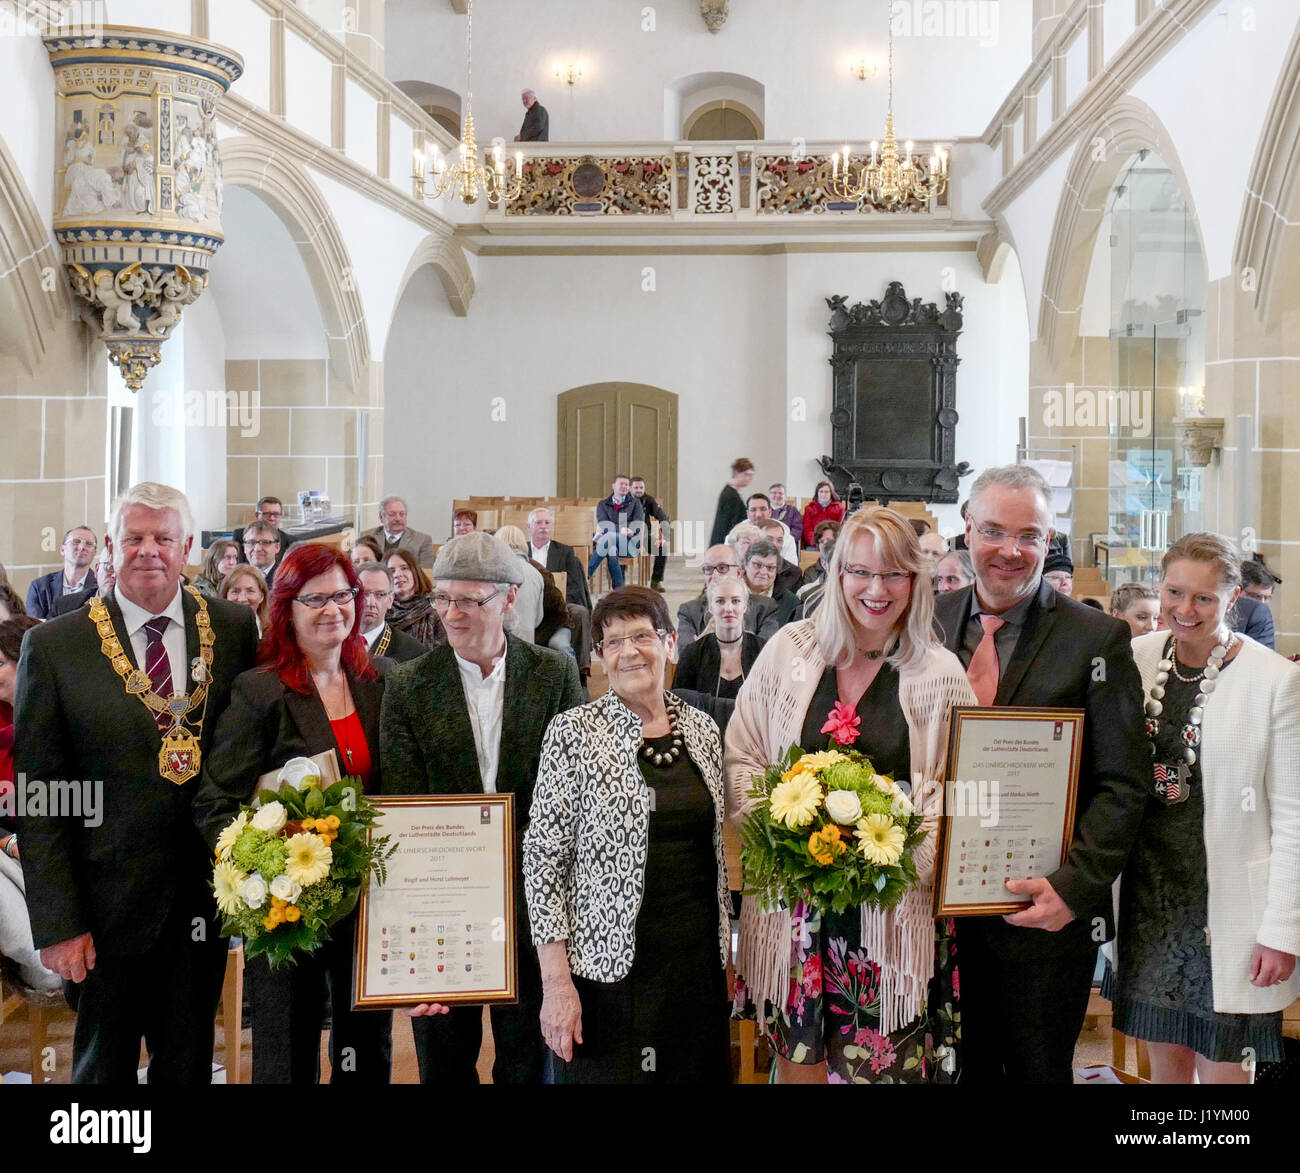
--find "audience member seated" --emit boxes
[193,538,239,598]
[918,530,949,570]
[356,562,426,662]
[746,493,798,563]
[0,616,62,999]
[527,507,591,674]
[25,525,98,618]
[800,521,841,590]
[743,538,799,623]
[587,474,644,592]
[673,575,764,701]
[791,541,834,621]
[242,520,282,586]
[0,584,26,622]
[495,526,546,644]
[49,547,115,617]
[933,549,975,594]
[801,481,845,548]
[756,519,804,599]
[362,496,435,568]
[387,548,442,647]
[768,483,803,542]
[1110,582,1160,638]
[233,497,290,570]
[451,509,477,538]
[1043,551,1074,596]
[630,477,671,592]
[1240,558,1278,605]
[1230,593,1275,650]
[676,544,780,647]
[724,521,765,566]
[350,534,384,567]
[220,562,271,635]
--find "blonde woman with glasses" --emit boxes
[727,506,976,1084]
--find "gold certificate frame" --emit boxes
[353,794,517,1009]
[933,706,1084,918]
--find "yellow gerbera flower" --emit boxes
[855,814,905,866]
[797,750,848,775]
[214,811,248,861]
[769,774,823,829]
[213,860,247,916]
[283,832,333,886]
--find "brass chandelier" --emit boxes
[829,5,948,208]
[412,0,523,206]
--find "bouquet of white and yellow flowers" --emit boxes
[211,759,394,967]
[739,703,927,915]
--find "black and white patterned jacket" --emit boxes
[523,688,731,982]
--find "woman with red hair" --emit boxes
[195,543,392,1085]
[801,481,846,549]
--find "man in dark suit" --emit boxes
[232,496,291,575]
[932,465,1149,1084]
[356,562,427,662]
[361,495,435,569]
[241,520,282,589]
[380,532,584,1084]
[514,89,548,142]
[49,546,114,618]
[1231,593,1275,649]
[13,482,259,1084]
[586,474,644,591]
[630,477,670,592]
[527,507,591,672]
[25,525,98,618]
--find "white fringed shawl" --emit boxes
[725,619,977,1035]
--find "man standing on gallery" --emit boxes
[13,482,259,1083]
[514,89,549,142]
[380,532,585,1083]
[932,464,1149,1083]
[362,496,435,569]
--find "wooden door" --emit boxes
[557,383,677,519]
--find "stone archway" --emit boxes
[219,137,370,391]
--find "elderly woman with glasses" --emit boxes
[728,506,977,1084]
[195,544,393,1085]
[524,586,732,1083]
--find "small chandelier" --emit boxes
[412,0,523,206]
[830,5,947,208]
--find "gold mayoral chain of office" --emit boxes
[89,585,215,786]
[373,624,392,658]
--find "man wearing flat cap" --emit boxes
[380,532,585,1084]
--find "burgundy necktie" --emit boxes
[143,616,173,727]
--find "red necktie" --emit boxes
[967,614,1005,706]
[143,616,174,728]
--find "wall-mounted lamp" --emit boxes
[848,58,880,81]
[555,63,583,86]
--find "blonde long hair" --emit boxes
[813,505,938,671]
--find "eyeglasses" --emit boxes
[747,561,779,575]
[596,629,666,656]
[702,563,739,576]
[432,587,504,612]
[842,568,913,586]
[972,523,1047,549]
[294,587,359,609]
[245,539,279,548]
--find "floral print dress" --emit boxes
[743,664,962,1083]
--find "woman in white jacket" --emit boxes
[1115,533,1300,1083]
[727,506,976,1084]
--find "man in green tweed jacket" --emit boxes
[380,531,585,1085]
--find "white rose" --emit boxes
[890,790,914,816]
[251,801,287,834]
[277,757,322,792]
[239,874,269,909]
[824,789,863,824]
[269,874,302,902]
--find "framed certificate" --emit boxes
[933,707,1084,918]
[352,794,518,1009]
